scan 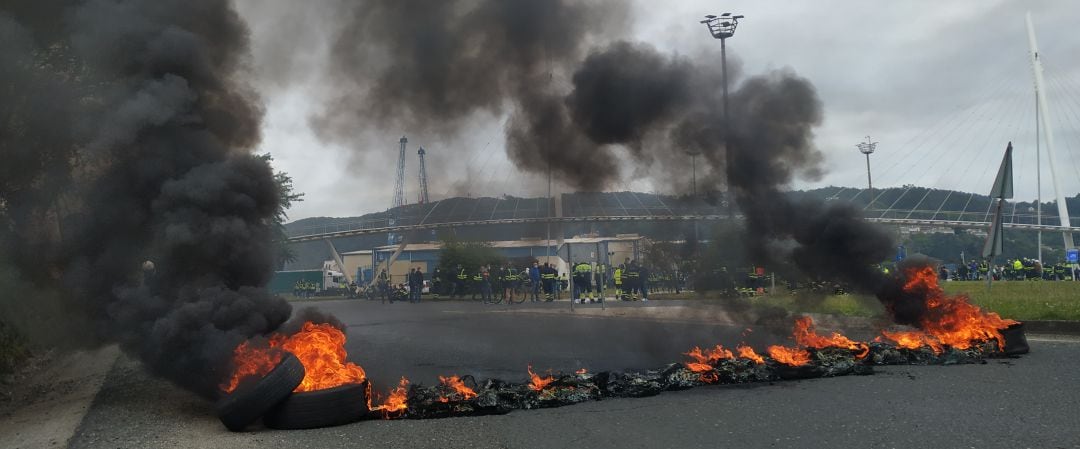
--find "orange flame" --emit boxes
[683,344,734,383]
[684,345,734,372]
[221,321,366,394]
[767,345,812,366]
[527,365,555,391]
[881,329,944,354]
[736,344,765,364]
[372,376,409,418]
[438,375,477,401]
[219,341,284,393]
[273,322,366,392]
[575,368,587,375]
[792,316,869,359]
[895,267,1018,351]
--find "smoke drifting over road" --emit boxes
[0,0,290,397]
[0,0,906,401]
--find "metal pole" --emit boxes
[721,36,733,219]
[546,156,552,267]
[596,242,605,310]
[865,152,873,192]
[568,243,574,312]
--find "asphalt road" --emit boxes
[54,299,1080,448]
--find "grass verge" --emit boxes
[651,280,1080,321]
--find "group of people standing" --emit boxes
[437,261,550,303]
[371,268,425,303]
[428,259,651,304]
[934,258,1078,282]
[612,260,648,302]
[292,280,318,298]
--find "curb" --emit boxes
[1023,320,1080,335]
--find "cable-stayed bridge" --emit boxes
[285,190,1080,243]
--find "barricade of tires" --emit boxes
[216,353,370,431]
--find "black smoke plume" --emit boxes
[312,0,628,189]
[0,0,291,398]
[312,1,896,292]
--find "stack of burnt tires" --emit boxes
[216,353,370,431]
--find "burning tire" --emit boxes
[216,353,305,432]
[263,381,370,430]
[1000,322,1029,355]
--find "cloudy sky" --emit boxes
[234,0,1080,220]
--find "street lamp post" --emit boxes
[856,136,878,192]
[700,13,743,218]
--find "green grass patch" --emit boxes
[654,280,1080,321]
[752,293,885,318]
[943,280,1080,321]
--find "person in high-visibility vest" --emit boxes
[574,261,591,304]
[626,261,641,300]
[541,262,557,301]
[596,263,606,302]
[471,269,483,301]
[502,263,518,303]
[455,264,468,298]
[614,264,624,301]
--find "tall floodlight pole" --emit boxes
[1026,12,1074,250]
[700,12,744,219]
[417,146,430,204]
[856,136,878,192]
[393,136,407,209]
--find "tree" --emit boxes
[436,238,504,278]
[259,154,304,269]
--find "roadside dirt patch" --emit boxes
[0,345,119,448]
